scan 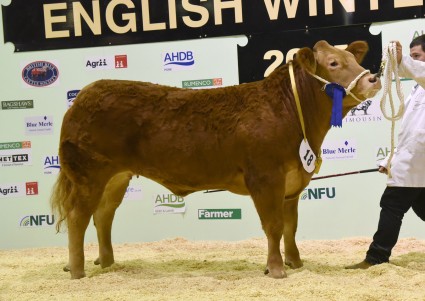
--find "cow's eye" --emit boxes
[330,61,338,67]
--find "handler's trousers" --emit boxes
[365,186,425,265]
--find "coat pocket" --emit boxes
[407,129,425,154]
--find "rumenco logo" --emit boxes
[198,209,242,220]
[0,141,32,167]
[182,78,223,89]
[22,61,59,87]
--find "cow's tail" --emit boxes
[50,170,73,233]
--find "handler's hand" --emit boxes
[378,166,388,174]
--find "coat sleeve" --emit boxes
[398,55,425,88]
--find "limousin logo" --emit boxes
[0,141,32,167]
[154,193,186,214]
[1,100,34,110]
[163,51,195,71]
[300,187,336,201]
[21,61,59,88]
[344,100,383,123]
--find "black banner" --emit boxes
[237,24,382,83]
[2,0,423,52]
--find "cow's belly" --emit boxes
[284,168,310,199]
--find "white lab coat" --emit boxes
[380,55,425,187]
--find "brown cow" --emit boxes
[51,40,381,279]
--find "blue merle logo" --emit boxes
[22,61,59,87]
[163,51,195,71]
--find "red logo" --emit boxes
[26,182,38,195]
[115,55,128,69]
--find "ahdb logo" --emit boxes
[43,155,60,175]
[162,51,195,71]
[300,187,336,201]
[20,215,55,227]
[154,193,186,214]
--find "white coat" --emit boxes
[380,55,425,187]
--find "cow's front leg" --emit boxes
[246,172,286,278]
[283,197,303,269]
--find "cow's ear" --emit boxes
[346,41,369,64]
[296,47,316,73]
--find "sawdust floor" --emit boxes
[1,237,425,301]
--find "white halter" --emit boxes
[308,69,371,103]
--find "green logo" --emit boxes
[182,78,222,88]
[154,194,185,209]
[1,100,34,110]
[0,141,31,150]
[198,209,242,220]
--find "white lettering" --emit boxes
[394,0,423,8]
[43,3,70,38]
[106,0,137,34]
[182,0,209,28]
[142,0,166,31]
[214,0,243,25]
[73,1,101,36]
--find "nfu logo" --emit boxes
[20,215,55,227]
[154,193,185,214]
[43,155,60,175]
[300,187,336,200]
[163,51,195,71]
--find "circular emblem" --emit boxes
[22,61,59,87]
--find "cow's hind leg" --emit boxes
[93,171,133,268]
[283,197,303,269]
[66,184,104,279]
[246,172,286,279]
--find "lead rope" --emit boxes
[379,42,405,178]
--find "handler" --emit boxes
[347,34,425,269]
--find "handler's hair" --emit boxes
[410,34,425,51]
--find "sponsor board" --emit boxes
[43,155,60,175]
[0,181,38,198]
[1,100,34,110]
[198,209,242,220]
[321,139,357,160]
[182,78,223,89]
[376,146,391,162]
[0,141,32,167]
[344,99,383,123]
[154,193,186,214]
[299,187,336,201]
[85,55,128,70]
[25,116,53,135]
[163,51,194,71]
[20,214,55,227]
[21,61,59,88]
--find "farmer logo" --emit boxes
[25,116,53,135]
[300,187,336,201]
[182,78,223,89]
[20,215,55,227]
[22,61,59,87]
[198,209,242,220]
[67,90,80,108]
[154,193,186,214]
[321,139,357,160]
[1,100,34,110]
[163,51,195,71]
[43,155,60,175]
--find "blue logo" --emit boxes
[67,90,80,107]
[22,61,59,87]
[43,155,60,174]
[163,51,195,71]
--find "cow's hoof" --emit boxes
[285,259,303,269]
[63,265,70,272]
[94,257,114,268]
[70,271,86,280]
[264,267,287,279]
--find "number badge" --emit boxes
[299,140,316,173]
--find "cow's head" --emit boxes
[296,40,381,105]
